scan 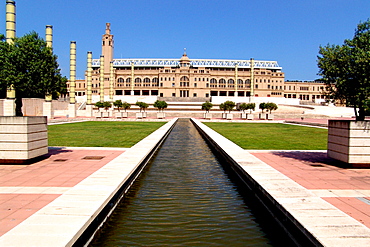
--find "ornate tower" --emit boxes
[102,23,114,74]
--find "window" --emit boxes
[194,83,197,87]
[193,93,197,97]
[172,83,175,87]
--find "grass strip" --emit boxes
[48,121,166,148]
[204,123,327,150]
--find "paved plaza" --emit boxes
[0,117,369,246]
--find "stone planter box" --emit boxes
[0,116,48,163]
[241,113,247,119]
[136,112,146,119]
[102,111,110,118]
[115,111,128,118]
[226,113,233,120]
[328,120,370,166]
[247,113,254,120]
[222,113,227,119]
[157,112,165,119]
[259,113,267,120]
[204,113,212,120]
[267,114,274,120]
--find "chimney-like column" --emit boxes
[45,25,53,49]
[69,41,76,104]
[250,58,255,100]
[6,0,16,44]
[109,61,114,102]
[234,63,238,95]
[86,52,92,105]
[99,55,104,102]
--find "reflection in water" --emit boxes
[90,119,273,246]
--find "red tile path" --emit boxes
[0,148,124,236]
[252,151,370,228]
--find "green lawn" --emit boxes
[204,123,327,150]
[48,121,165,148]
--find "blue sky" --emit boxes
[1,0,369,81]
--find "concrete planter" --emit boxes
[0,116,48,163]
[241,113,247,119]
[136,112,147,119]
[115,111,128,118]
[259,113,267,120]
[222,113,227,119]
[102,110,110,118]
[247,113,254,120]
[267,113,274,120]
[226,113,233,120]
[204,113,212,120]
[328,120,370,166]
[157,112,165,119]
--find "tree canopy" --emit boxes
[0,32,67,115]
[317,19,370,120]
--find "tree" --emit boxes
[153,100,168,112]
[0,32,67,116]
[246,103,256,114]
[318,19,370,121]
[102,101,112,110]
[265,102,278,113]
[136,101,149,112]
[238,103,248,113]
[259,102,267,113]
[113,100,123,111]
[201,101,213,113]
[223,100,236,113]
[122,102,131,112]
[94,101,104,108]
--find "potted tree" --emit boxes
[202,101,213,119]
[136,101,149,119]
[238,103,248,119]
[121,102,131,118]
[102,101,112,118]
[318,20,370,166]
[94,101,104,118]
[246,103,256,120]
[224,100,236,120]
[154,100,168,119]
[219,103,226,119]
[259,102,267,119]
[113,100,124,118]
[265,102,278,120]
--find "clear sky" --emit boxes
[1,0,369,81]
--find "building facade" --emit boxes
[70,23,327,103]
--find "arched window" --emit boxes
[144,78,150,87]
[228,79,234,88]
[180,76,189,87]
[116,78,124,87]
[135,78,142,87]
[210,78,217,88]
[126,78,131,87]
[219,79,226,88]
[152,77,159,87]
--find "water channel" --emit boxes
[89,119,292,246]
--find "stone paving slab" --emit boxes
[192,118,370,246]
[0,118,177,246]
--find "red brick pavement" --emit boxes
[0,148,124,236]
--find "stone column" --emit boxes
[249,58,254,102]
[100,55,104,102]
[3,0,16,116]
[85,51,93,117]
[131,62,135,95]
[68,41,77,118]
[43,25,54,119]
